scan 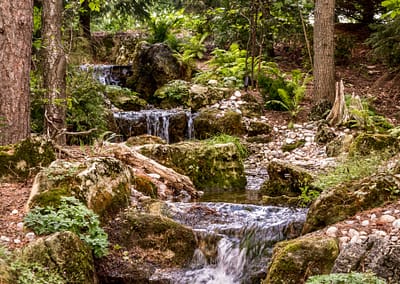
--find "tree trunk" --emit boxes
[313,0,336,106]
[0,1,33,145]
[42,0,67,144]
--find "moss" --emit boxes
[264,237,339,284]
[0,137,55,181]
[281,139,306,152]
[21,232,96,284]
[134,175,158,198]
[349,133,399,156]
[30,187,72,209]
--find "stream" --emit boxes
[87,65,308,283]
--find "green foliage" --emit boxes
[194,43,260,87]
[154,80,190,106]
[147,9,183,49]
[205,134,248,160]
[382,0,400,18]
[181,32,209,60]
[263,65,311,124]
[367,16,400,67]
[298,185,321,207]
[312,153,390,190]
[66,68,109,144]
[24,196,108,258]
[30,71,46,133]
[306,272,386,284]
[346,95,393,132]
[335,33,356,65]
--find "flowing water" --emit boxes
[80,64,132,86]
[151,202,307,283]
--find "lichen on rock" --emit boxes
[27,157,132,218]
[263,236,339,284]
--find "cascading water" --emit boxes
[151,202,307,283]
[114,109,196,143]
[80,64,132,86]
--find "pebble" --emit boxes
[326,226,338,237]
[361,220,369,226]
[16,222,24,231]
[25,232,36,241]
[348,228,359,238]
[379,214,396,223]
[392,219,400,228]
[13,239,21,244]
[0,236,10,242]
[11,209,18,215]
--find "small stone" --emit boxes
[350,235,361,244]
[370,213,377,220]
[373,230,387,237]
[0,236,10,242]
[339,236,350,244]
[13,239,21,244]
[25,232,36,241]
[326,226,338,237]
[148,173,161,179]
[11,209,18,215]
[361,220,369,226]
[379,214,396,223]
[392,219,400,228]
[229,95,237,101]
[234,90,242,97]
[348,228,359,238]
[16,222,24,231]
[345,220,355,225]
[383,210,393,215]
[391,236,399,242]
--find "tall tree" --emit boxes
[313,0,336,107]
[0,1,33,145]
[42,0,67,144]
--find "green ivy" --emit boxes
[306,272,386,284]
[24,196,108,258]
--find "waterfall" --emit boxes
[151,202,307,283]
[80,64,132,87]
[114,109,195,143]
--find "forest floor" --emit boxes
[1,37,400,252]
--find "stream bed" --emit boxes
[151,201,307,284]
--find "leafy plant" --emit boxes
[205,134,248,160]
[24,196,108,258]
[181,32,209,60]
[298,185,321,207]
[66,68,109,145]
[306,272,386,283]
[147,9,183,49]
[264,67,312,127]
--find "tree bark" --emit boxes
[313,0,336,105]
[42,0,67,144]
[0,1,33,145]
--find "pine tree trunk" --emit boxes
[42,0,67,144]
[313,0,336,105]
[0,1,33,145]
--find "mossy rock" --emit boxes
[96,211,196,283]
[302,172,400,234]
[20,231,97,284]
[0,137,55,181]
[105,85,147,111]
[247,120,272,137]
[349,133,399,156]
[315,123,337,144]
[27,157,132,218]
[133,174,158,198]
[263,236,339,284]
[261,161,314,198]
[194,108,245,139]
[125,134,166,146]
[281,139,306,152]
[139,141,246,191]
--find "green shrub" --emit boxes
[66,68,109,145]
[306,272,386,284]
[24,196,108,258]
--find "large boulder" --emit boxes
[96,210,196,283]
[139,141,247,191]
[260,161,315,206]
[0,137,55,181]
[332,231,400,283]
[126,42,187,98]
[27,157,132,218]
[194,108,245,139]
[302,173,400,234]
[105,86,147,111]
[263,236,339,284]
[20,231,97,284]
